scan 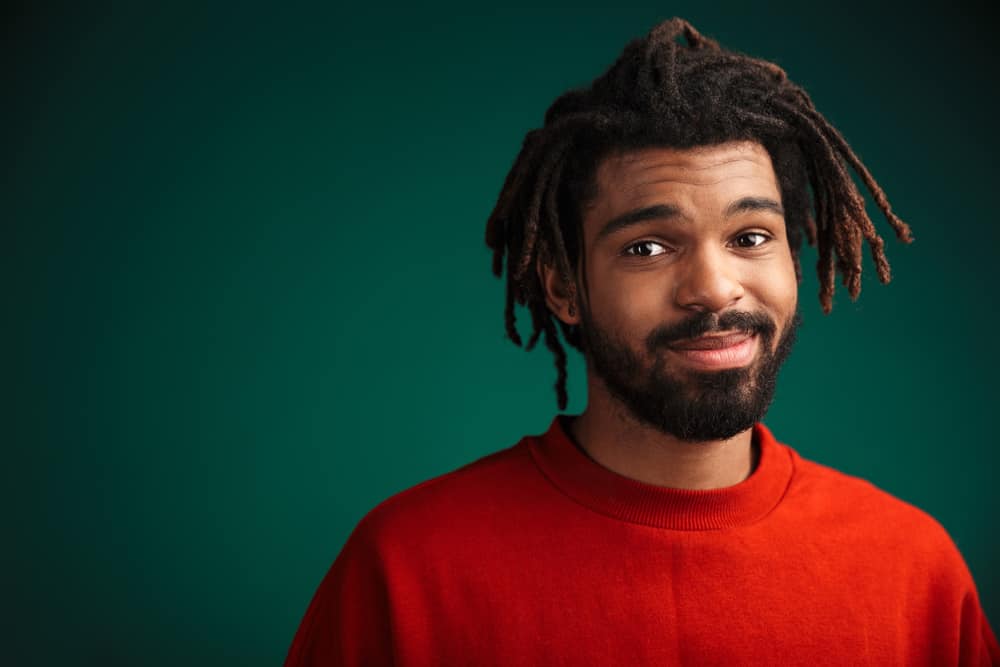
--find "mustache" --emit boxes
[645,310,777,352]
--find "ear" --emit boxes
[536,257,581,326]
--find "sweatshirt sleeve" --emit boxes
[959,587,1000,667]
[283,519,394,667]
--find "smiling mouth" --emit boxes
[667,332,758,369]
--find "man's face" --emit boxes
[564,141,800,441]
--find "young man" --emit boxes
[285,18,998,665]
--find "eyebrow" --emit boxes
[724,196,785,219]
[596,204,683,241]
[595,197,785,242]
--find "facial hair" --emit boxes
[578,306,801,442]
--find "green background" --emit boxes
[6,1,997,664]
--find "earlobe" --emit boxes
[537,258,581,326]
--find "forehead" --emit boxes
[587,141,781,225]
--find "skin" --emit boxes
[539,141,798,490]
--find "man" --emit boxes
[286,18,998,665]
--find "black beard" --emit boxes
[578,306,800,442]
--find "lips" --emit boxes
[668,332,754,351]
[666,332,759,370]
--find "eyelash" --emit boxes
[623,240,670,257]
[622,232,772,257]
[731,232,771,249]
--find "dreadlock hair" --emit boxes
[484,17,913,411]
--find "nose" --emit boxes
[673,245,745,312]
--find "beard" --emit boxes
[578,305,800,442]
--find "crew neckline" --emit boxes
[527,416,795,530]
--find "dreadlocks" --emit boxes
[485,17,912,410]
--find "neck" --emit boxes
[569,377,759,491]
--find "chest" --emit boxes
[382,528,941,666]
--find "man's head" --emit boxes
[485,18,911,430]
[549,142,802,441]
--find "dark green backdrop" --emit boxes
[6,1,997,664]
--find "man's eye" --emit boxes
[732,232,770,248]
[623,241,668,257]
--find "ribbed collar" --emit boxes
[528,416,794,530]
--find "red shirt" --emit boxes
[286,418,999,665]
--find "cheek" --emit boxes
[594,274,669,327]
[749,258,798,322]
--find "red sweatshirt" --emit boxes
[285,418,999,666]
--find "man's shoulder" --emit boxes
[376,439,534,512]
[784,445,967,567]
[345,434,544,552]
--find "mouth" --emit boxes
[667,331,758,370]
